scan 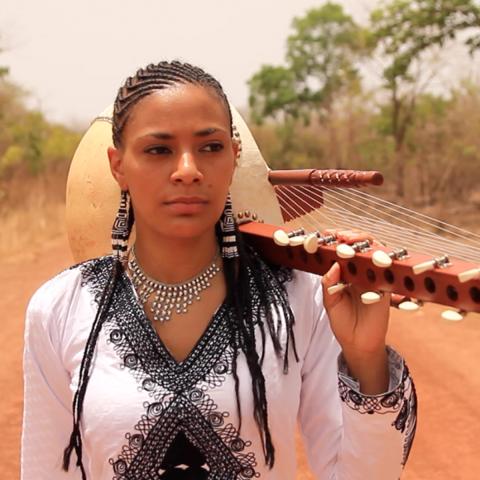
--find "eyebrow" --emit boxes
[140,127,227,140]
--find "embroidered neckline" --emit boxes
[78,256,260,479]
[121,266,229,368]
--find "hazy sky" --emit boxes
[1,0,380,125]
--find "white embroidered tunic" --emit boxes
[21,255,416,479]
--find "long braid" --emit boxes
[63,211,134,475]
[62,258,123,477]
[218,223,298,468]
[65,61,296,475]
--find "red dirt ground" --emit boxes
[2,234,479,479]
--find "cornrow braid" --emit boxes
[64,60,297,476]
[112,60,233,147]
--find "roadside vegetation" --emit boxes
[2,0,480,255]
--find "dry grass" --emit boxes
[0,165,68,257]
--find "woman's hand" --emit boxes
[321,230,390,394]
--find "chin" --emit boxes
[161,217,218,240]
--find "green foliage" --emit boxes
[10,111,47,174]
[248,66,298,123]
[371,0,480,85]
[43,124,81,165]
[287,3,368,102]
[369,0,480,196]
[248,2,367,125]
[0,145,24,174]
[0,74,81,179]
[247,0,480,203]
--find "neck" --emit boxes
[131,227,220,284]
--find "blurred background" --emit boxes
[1,1,479,478]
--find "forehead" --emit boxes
[124,84,230,137]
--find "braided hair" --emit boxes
[63,60,298,478]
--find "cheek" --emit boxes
[123,159,166,194]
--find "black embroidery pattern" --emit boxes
[78,256,114,303]
[392,366,417,466]
[338,378,405,415]
[338,353,417,468]
[109,393,259,479]
[79,256,261,479]
[104,275,236,394]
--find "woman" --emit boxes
[21,61,416,479]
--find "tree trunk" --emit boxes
[394,145,405,199]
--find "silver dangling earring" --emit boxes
[111,190,132,263]
[221,193,239,259]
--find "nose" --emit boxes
[171,151,203,184]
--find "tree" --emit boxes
[248,2,368,167]
[371,0,480,197]
[249,2,368,124]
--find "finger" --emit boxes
[323,228,375,245]
[337,230,375,244]
[322,261,342,286]
[321,262,347,309]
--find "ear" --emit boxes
[108,146,128,190]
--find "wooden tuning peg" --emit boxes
[327,282,349,295]
[273,228,305,247]
[412,255,449,275]
[361,291,383,305]
[273,230,289,246]
[372,247,409,268]
[398,301,420,312]
[336,243,355,259]
[289,235,307,246]
[336,240,371,259]
[372,250,392,268]
[441,309,465,322]
[303,233,319,254]
[458,267,480,283]
[304,232,338,254]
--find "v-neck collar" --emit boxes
[105,267,234,392]
[121,267,229,367]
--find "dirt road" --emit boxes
[2,235,479,479]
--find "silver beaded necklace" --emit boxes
[127,246,221,322]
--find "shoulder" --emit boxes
[246,243,322,293]
[246,244,325,320]
[280,269,337,367]
[286,270,325,322]
[26,256,115,333]
[286,269,323,300]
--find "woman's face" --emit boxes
[108,84,237,241]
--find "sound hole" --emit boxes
[424,277,436,293]
[366,268,376,283]
[446,285,458,302]
[470,287,480,304]
[384,269,394,284]
[347,262,357,275]
[404,276,415,292]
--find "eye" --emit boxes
[200,142,224,153]
[144,145,172,155]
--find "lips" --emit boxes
[164,196,208,205]
[163,196,209,215]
